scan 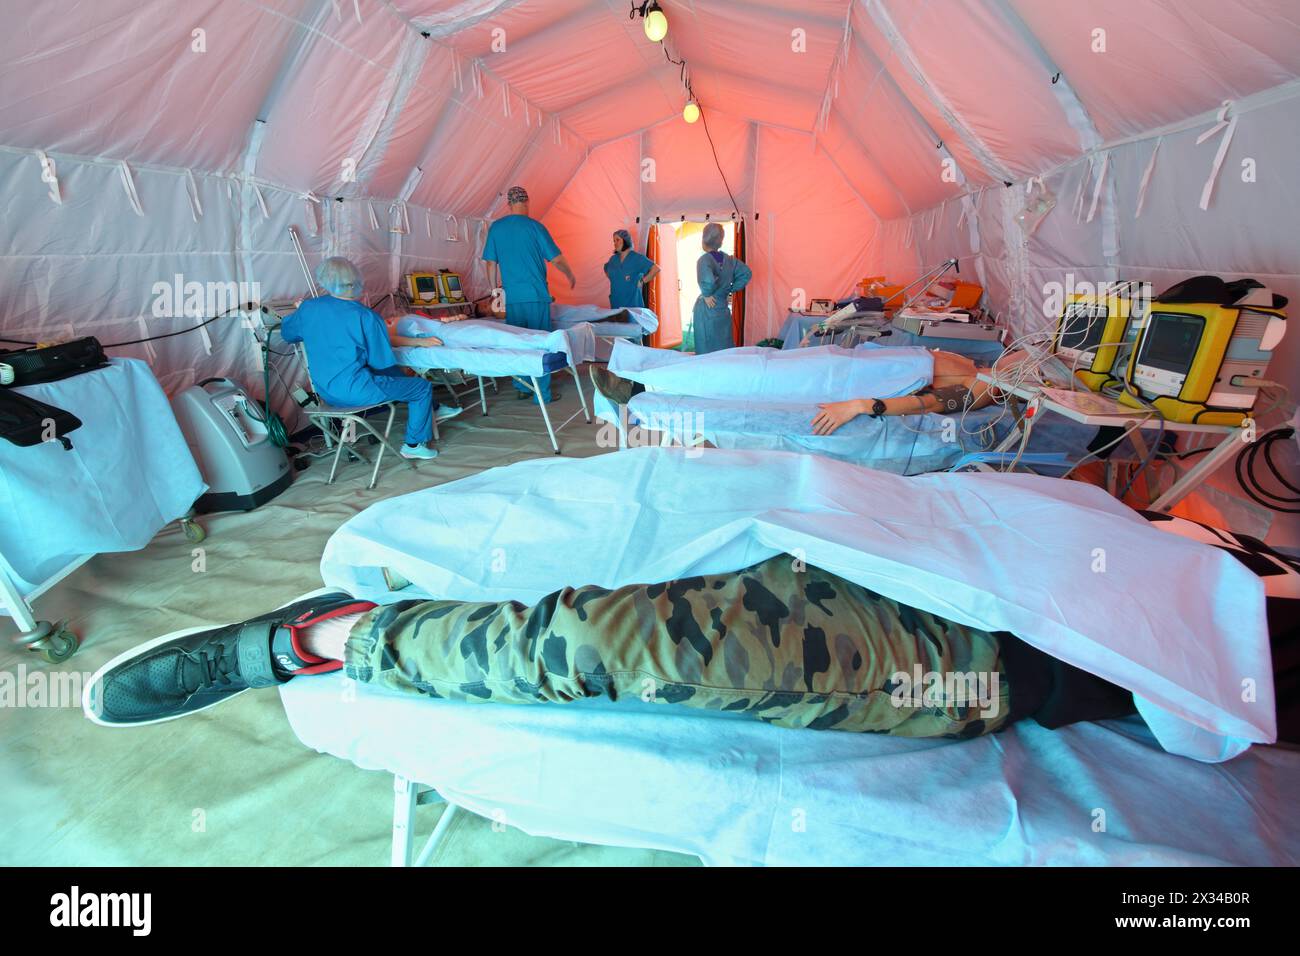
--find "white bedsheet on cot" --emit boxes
[396,343,567,379]
[612,391,1007,473]
[280,674,1300,866]
[609,339,934,402]
[315,447,1273,762]
[0,358,205,594]
[551,303,658,335]
[395,315,596,367]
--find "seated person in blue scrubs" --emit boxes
[281,257,461,461]
[483,185,576,404]
[604,229,658,309]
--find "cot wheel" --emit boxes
[182,519,206,544]
[33,624,79,663]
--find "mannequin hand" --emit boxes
[811,400,864,436]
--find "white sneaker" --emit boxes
[400,444,439,460]
[435,405,464,424]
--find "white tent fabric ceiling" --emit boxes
[2,0,1298,397]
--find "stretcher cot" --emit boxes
[551,304,657,361]
[280,674,1300,866]
[279,447,1292,865]
[601,390,1008,473]
[392,317,599,454]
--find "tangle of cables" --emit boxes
[1235,426,1300,514]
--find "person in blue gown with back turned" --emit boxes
[692,222,752,354]
[280,257,461,460]
[482,185,576,403]
[603,228,659,309]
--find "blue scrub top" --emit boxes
[483,214,561,304]
[604,250,654,308]
[280,295,397,404]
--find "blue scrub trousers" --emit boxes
[505,300,554,401]
[322,368,435,446]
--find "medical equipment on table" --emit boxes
[1118,276,1288,426]
[976,370,1246,512]
[170,379,293,513]
[896,258,961,313]
[892,307,1001,341]
[408,272,440,302]
[0,337,108,386]
[437,272,465,303]
[1052,280,1152,392]
[407,271,466,304]
[797,302,890,348]
[807,298,835,315]
[857,275,907,308]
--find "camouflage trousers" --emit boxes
[343,555,1013,737]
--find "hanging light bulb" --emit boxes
[683,99,700,124]
[643,2,668,42]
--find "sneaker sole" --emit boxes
[82,587,338,729]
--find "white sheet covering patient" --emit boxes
[84,449,1277,765]
[598,340,1032,435]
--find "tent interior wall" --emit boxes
[2,0,1297,542]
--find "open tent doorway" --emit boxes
[653,221,734,352]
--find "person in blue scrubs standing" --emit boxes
[281,257,461,460]
[692,222,753,354]
[603,229,659,309]
[482,185,576,403]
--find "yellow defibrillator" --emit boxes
[1053,280,1151,392]
[1118,276,1287,426]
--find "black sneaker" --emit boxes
[83,591,376,728]
[590,366,641,405]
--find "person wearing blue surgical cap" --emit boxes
[603,229,659,309]
[280,257,462,460]
[482,185,576,403]
[693,222,752,354]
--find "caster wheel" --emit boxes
[35,625,79,664]
[182,520,206,544]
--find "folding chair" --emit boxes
[296,344,420,489]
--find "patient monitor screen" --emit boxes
[414,275,439,301]
[1139,312,1203,373]
[1058,302,1108,355]
[442,274,462,295]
